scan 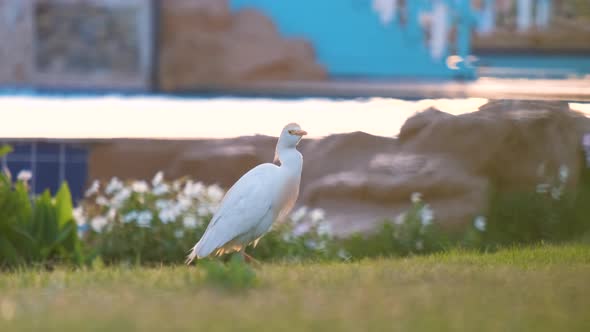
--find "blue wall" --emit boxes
[2,141,89,203]
[230,0,476,79]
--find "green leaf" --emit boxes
[55,182,74,228]
[0,145,12,158]
[51,222,75,249]
[32,191,58,250]
[0,234,21,266]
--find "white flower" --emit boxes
[551,187,562,200]
[536,183,550,194]
[559,165,569,183]
[281,232,294,242]
[207,185,224,202]
[85,180,100,197]
[155,199,171,210]
[310,208,326,224]
[293,222,311,236]
[159,208,177,224]
[105,177,123,195]
[420,205,434,226]
[132,181,149,194]
[152,183,169,196]
[173,200,190,215]
[90,216,108,233]
[174,230,185,239]
[474,216,487,232]
[394,212,406,225]
[136,210,153,227]
[197,206,211,217]
[208,204,220,214]
[95,196,109,206]
[415,240,424,250]
[111,188,131,208]
[107,208,116,221]
[152,171,164,186]
[184,181,204,198]
[183,215,198,229]
[317,221,333,238]
[290,206,307,224]
[304,239,319,250]
[17,170,32,182]
[123,211,138,223]
[176,196,192,210]
[73,206,85,226]
[411,192,422,204]
[172,180,182,191]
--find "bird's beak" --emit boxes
[292,129,307,136]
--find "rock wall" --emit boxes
[158,0,327,91]
[0,0,326,90]
[88,100,590,237]
[0,0,153,89]
[0,0,34,84]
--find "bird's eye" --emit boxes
[288,130,294,134]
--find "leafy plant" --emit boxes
[339,194,450,259]
[482,163,590,248]
[200,254,258,291]
[0,146,84,268]
[78,172,337,265]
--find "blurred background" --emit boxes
[1,0,589,241]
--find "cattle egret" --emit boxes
[186,123,307,264]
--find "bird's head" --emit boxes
[274,123,307,163]
[280,122,307,147]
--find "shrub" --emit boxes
[77,172,337,265]
[77,159,590,265]
[338,193,451,259]
[0,145,84,268]
[200,254,258,291]
[482,163,590,248]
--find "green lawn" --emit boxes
[1,245,589,331]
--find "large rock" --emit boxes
[399,100,585,191]
[89,136,276,189]
[158,0,326,91]
[87,100,590,236]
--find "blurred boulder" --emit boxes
[398,100,586,191]
[88,100,590,236]
[159,1,326,91]
[89,136,276,190]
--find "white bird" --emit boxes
[186,123,307,264]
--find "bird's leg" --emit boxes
[240,248,261,266]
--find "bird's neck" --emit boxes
[276,147,303,173]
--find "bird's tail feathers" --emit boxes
[186,231,220,265]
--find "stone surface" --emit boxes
[0,0,34,84]
[0,0,152,89]
[35,2,141,75]
[88,100,590,236]
[158,0,326,91]
[398,100,585,191]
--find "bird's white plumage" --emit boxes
[186,123,306,264]
[193,164,278,258]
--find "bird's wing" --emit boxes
[189,163,279,260]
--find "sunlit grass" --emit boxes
[1,244,589,331]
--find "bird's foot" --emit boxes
[242,252,261,266]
